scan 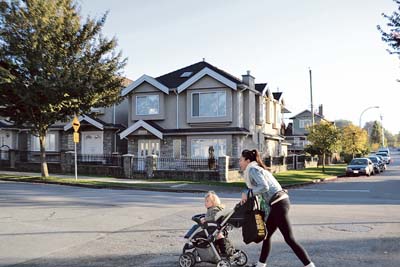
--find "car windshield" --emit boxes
[350,159,368,165]
[376,152,388,156]
[368,157,378,163]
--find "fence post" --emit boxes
[218,156,229,182]
[9,149,16,169]
[145,155,157,178]
[123,154,134,178]
[294,154,298,170]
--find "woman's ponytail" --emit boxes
[241,149,270,170]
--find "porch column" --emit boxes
[218,156,229,182]
[62,151,74,173]
[9,149,16,169]
[145,155,157,178]
[123,154,134,179]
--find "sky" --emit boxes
[79,0,399,134]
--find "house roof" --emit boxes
[255,83,267,92]
[121,75,170,96]
[146,120,250,135]
[64,115,104,131]
[119,120,163,139]
[0,119,18,129]
[119,120,250,139]
[289,109,325,120]
[273,92,283,101]
[156,61,243,89]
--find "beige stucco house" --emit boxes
[119,61,289,159]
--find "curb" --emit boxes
[0,178,209,194]
[0,174,342,194]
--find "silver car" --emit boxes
[346,158,374,177]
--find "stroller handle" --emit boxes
[191,213,205,225]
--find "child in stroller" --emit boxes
[179,191,248,267]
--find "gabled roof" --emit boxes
[146,120,250,134]
[289,109,325,120]
[255,83,272,97]
[177,67,237,93]
[64,115,104,131]
[156,61,242,89]
[121,74,170,96]
[119,120,163,139]
[0,119,13,128]
[272,92,283,101]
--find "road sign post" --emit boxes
[72,116,80,180]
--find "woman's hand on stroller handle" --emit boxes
[240,192,248,204]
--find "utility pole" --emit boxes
[380,115,385,147]
[309,68,314,126]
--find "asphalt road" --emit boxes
[0,152,399,267]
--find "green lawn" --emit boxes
[0,164,346,189]
[274,164,346,185]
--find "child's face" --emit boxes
[205,196,214,208]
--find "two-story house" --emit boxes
[7,78,132,162]
[119,61,289,159]
[0,118,18,160]
[285,105,331,154]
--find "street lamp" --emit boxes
[359,106,380,128]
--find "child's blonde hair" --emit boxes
[205,191,222,206]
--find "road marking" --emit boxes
[293,189,370,193]
[170,183,188,188]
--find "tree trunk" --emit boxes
[39,135,49,178]
[322,153,326,173]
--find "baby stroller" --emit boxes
[179,203,248,267]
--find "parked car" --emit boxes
[346,158,374,177]
[368,156,384,173]
[377,147,390,156]
[375,152,391,164]
[374,155,387,171]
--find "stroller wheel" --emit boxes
[216,259,231,267]
[230,249,248,266]
[179,252,195,267]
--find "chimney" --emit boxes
[318,104,323,116]
[242,70,255,90]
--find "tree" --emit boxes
[341,124,369,160]
[377,0,400,80]
[306,122,340,172]
[369,121,382,145]
[0,0,126,177]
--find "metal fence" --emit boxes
[15,150,61,163]
[77,154,123,167]
[155,157,218,171]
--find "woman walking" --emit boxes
[239,149,315,267]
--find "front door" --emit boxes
[82,131,103,154]
[137,139,160,171]
[0,131,12,160]
[138,139,160,157]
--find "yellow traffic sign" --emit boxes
[72,116,80,132]
[73,132,79,143]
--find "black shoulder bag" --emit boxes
[241,191,266,244]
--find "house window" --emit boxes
[191,139,226,158]
[265,100,272,123]
[299,119,311,129]
[192,92,226,117]
[136,95,159,115]
[32,133,56,151]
